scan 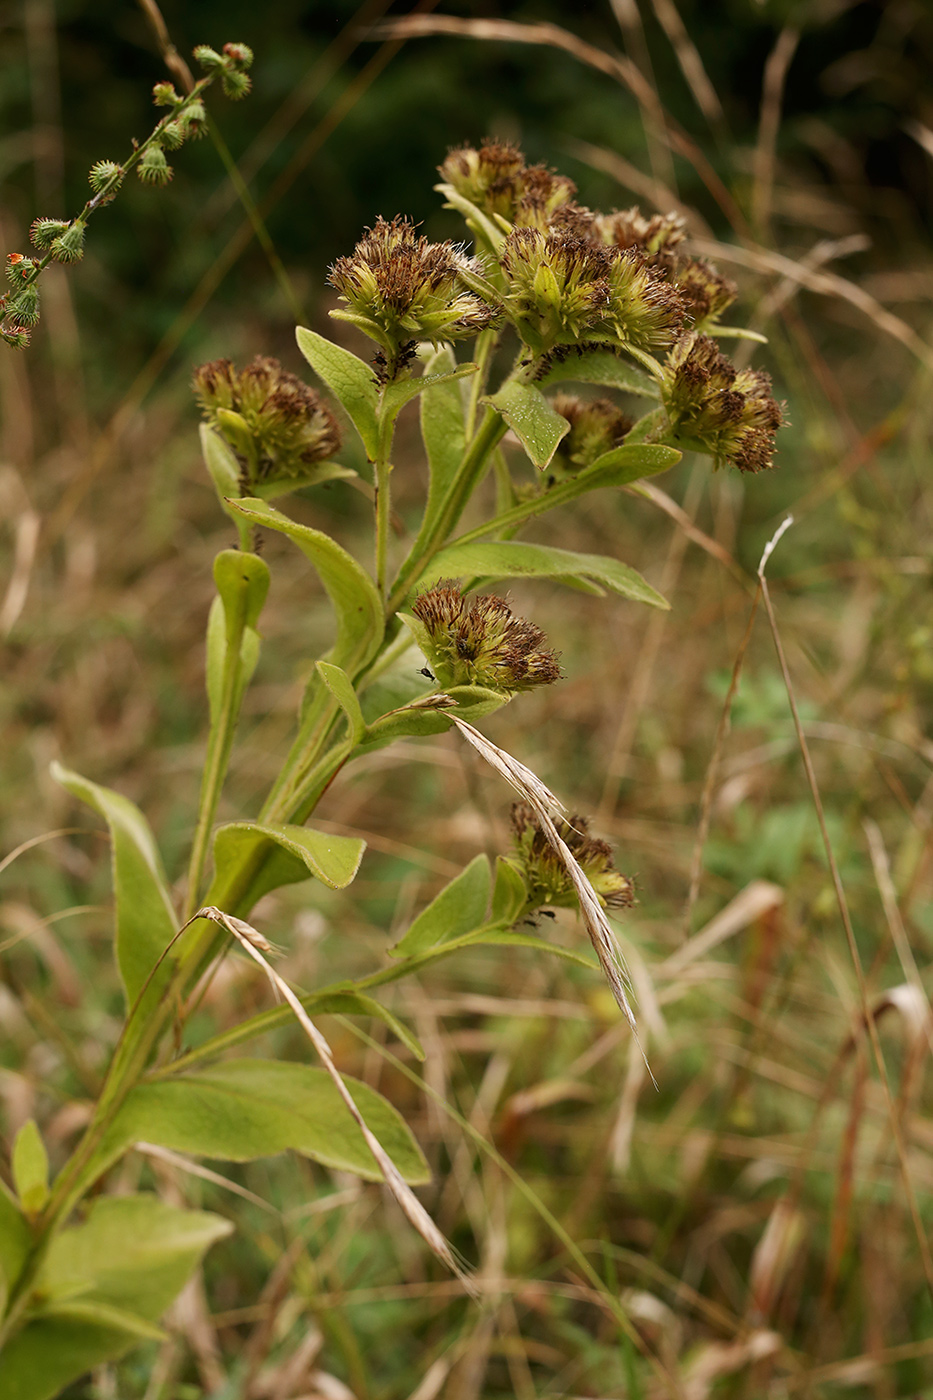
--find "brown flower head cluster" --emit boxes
[193,356,342,485]
[411,581,561,694]
[438,141,577,230]
[328,216,499,379]
[594,209,737,331]
[510,802,635,912]
[549,394,633,476]
[661,332,783,472]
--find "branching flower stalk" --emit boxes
[0,132,786,1396]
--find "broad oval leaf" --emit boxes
[538,348,660,398]
[486,379,569,470]
[296,326,379,459]
[392,854,491,957]
[225,497,384,677]
[51,762,176,1006]
[419,540,669,610]
[212,821,365,909]
[0,1195,231,1400]
[106,1060,429,1183]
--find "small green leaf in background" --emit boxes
[538,348,661,398]
[105,1060,429,1183]
[491,857,529,926]
[316,661,367,744]
[0,1183,31,1314]
[50,763,176,1007]
[225,497,384,678]
[211,820,365,911]
[296,326,379,459]
[11,1121,47,1219]
[486,379,570,469]
[0,1195,231,1400]
[419,539,669,609]
[392,854,491,957]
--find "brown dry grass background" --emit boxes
[3,2,933,1396]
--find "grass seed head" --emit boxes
[510,802,635,912]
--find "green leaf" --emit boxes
[212,821,365,909]
[0,1195,231,1400]
[436,184,508,255]
[491,857,528,926]
[51,763,176,1006]
[419,540,669,609]
[199,424,243,529]
[206,549,270,725]
[316,661,366,745]
[225,497,384,678]
[11,1121,48,1218]
[457,926,597,968]
[625,406,669,445]
[392,854,491,957]
[382,361,477,419]
[417,344,468,544]
[0,1182,31,1314]
[538,348,660,398]
[296,326,379,459]
[486,379,569,469]
[106,1061,430,1183]
[252,461,357,500]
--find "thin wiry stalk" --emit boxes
[195,906,477,1295]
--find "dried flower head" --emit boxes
[438,140,528,219]
[673,258,738,331]
[510,802,635,912]
[500,226,683,358]
[593,207,688,268]
[328,216,499,378]
[193,355,342,485]
[549,394,633,475]
[411,581,561,694]
[662,332,783,472]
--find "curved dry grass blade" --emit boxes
[449,719,647,1070]
[648,0,725,133]
[752,26,800,235]
[196,907,476,1294]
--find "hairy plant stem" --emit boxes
[374,397,397,603]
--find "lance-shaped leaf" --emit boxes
[0,1183,31,1316]
[486,379,569,469]
[11,1120,48,1219]
[382,360,477,419]
[538,348,661,398]
[316,660,366,745]
[0,1195,231,1400]
[103,1060,429,1183]
[51,763,176,1006]
[212,821,365,910]
[206,549,269,727]
[296,326,379,459]
[226,497,384,677]
[392,854,491,957]
[419,540,669,609]
[418,344,468,543]
[491,856,529,926]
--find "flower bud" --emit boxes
[673,258,737,331]
[222,42,254,69]
[29,218,69,251]
[549,394,633,476]
[49,221,86,263]
[411,581,561,694]
[6,284,40,326]
[594,208,687,267]
[152,81,178,107]
[500,226,683,358]
[193,355,343,487]
[88,160,124,193]
[138,145,173,185]
[5,254,36,283]
[193,44,224,71]
[510,803,635,912]
[661,332,783,472]
[160,120,188,150]
[328,216,500,379]
[438,141,577,231]
[179,100,208,139]
[221,69,252,100]
[1,325,31,348]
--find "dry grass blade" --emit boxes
[449,719,645,1063]
[195,906,475,1294]
[648,0,725,132]
[752,26,800,235]
[0,502,40,639]
[756,524,933,1302]
[666,881,784,978]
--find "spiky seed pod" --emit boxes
[222,42,254,68]
[662,331,783,472]
[549,394,633,475]
[412,581,561,695]
[6,284,40,326]
[30,218,69,251]
[152,81,178,107]
[328,216,500,377]
[673,258,738,331]
[221,69,252,100]
[138,145,172,186]
[193,355,343,485]
[88,160,124,193]
[49,222,86,264]
[193,44,224,71]
[179,100,207,139]
[499,226,684,358]
[5,254,37,284]
[2,325,31,348]
[510,802,635,912]
[593,208,688,268]
[160,120,188,151]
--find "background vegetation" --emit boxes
[2,0,933,1395]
